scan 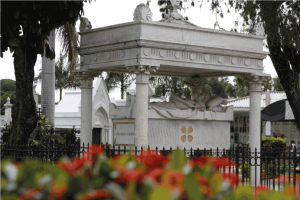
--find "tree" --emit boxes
[158,1,300,129]
[212,1,300,129]
[207,77,233,98]
[1,1,85,142]
[272,77,284,91]
[105,73,135,99]
[150,76,191,99]
[36,53,81,101]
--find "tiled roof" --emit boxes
[227,91,286,108]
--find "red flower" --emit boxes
[191,156,210,167]
[273,175,289,184]
[57,156,91,176]
[222,173,239,187]
[18,188,40,200]
[48,185,68,200]
[192,156,236,169]
[115,169,145,184]
[80,189,113,200]
[254,185,268,196]
[89,145,105,156]
[136,151,169,170]
[212,157,236,168]
[145,168,164,183]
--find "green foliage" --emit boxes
[239,162,249,179]
[0,79,16,115]
[28,115,65,146]
[262,137,287,148]
[207,77,233,98]
[0,79,16,92]
[150,76,191,99]
[1,1,84,58]
[105,72,135,99]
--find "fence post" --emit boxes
[235,145,239,174]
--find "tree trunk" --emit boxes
[41,31,55,126]
[11,42,38,142]
[261,2,300,130]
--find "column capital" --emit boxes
[74,70,99,80]
[74,70,99,89]
[126,65,159,75]
[242,75,271,84]
[242,75,271,92]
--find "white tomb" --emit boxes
[74,2,270,184]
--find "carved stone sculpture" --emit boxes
[160,0,196,26]
[133,3,153,21]
[79,17,92,32]
[149,93,206,110]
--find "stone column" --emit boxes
[246,75,270,186]
[75,71,98,146]
[41,30,55,126]
[104,125,109,144]
[127,65,159,149]
[4,97,13,125]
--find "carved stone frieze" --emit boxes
[141,48,261,68]
[81,50,126,64]
[126,65,159,75]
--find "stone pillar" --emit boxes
[246,75,270,186]
[75,71,98,146]
[4,97,13,125]
[127,65,159,149]
[104,125,109,144]
[41,30,55,126]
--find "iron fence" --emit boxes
[1,142,300,191]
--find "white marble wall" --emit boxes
[113,119,230,149]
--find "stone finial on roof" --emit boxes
[133,3,153,21]
[79,17,92,32]
[250,22,264,36]
[254,22,264,36]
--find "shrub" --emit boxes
[1,146,297,200]
[262,137,287,149]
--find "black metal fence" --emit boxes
[1,142,300,191]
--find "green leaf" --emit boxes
[184,173,203,200]
[170,149,186,170]
[150,187,170,200]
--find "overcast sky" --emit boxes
[0,0,277,102]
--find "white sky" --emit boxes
[0,0,277,102]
